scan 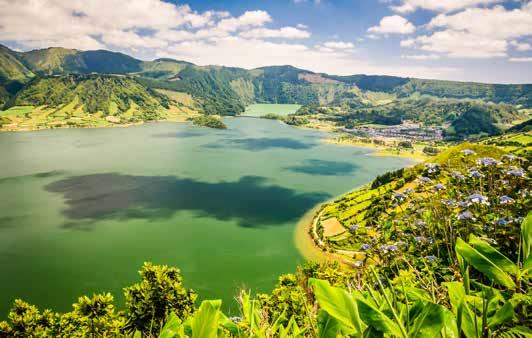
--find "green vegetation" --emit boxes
[188,115,227,129]
[0,44,530,135]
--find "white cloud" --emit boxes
[509,57,532,62]
[408,30,508,58]
[401,54,440,60]
[510,40,532,52]
[240,27,310,39]
[428,5,532,40]
[323,41,355,49]
[403,3,532,59]
[367,15,415,35]
[391,0,503,13]
[296,23,308,29]
[216,10,271,32]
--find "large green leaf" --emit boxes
[158,312,183,338]
[355,295,404,337]
[309,278,362,335]
[191,300,222,338]
[407,302,446,338]
[468,235,517,275]
[487,301,515,328]
[522,213,532,262]
[316,310,342,338]
[443,282,479,338]
[456,237,516,289]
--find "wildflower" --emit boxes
[462,149,475,156]
[495,218,508,226]
[433,183,445,191]
[387,245,398,252]
[418,177,432,183]
[393,192,407,201]
[452,171,465,180]
[469,169,484,178]
[425,163,440,173]
[499,195,514,204]
[442,199,455,206]
[506,168,525,177]
[404,188,414,194]
[353,261,364,268]
[414,236,426,243]
[229,316,242,323]
[395,241,408,248]
[424,255,437,263]
[457,211,476,221]
[457,201,469,208]
[416,220,427,228]
[360,243,370,251]
[477,157,500,166]
[349,224,359,231]
[468,193,489,205]
[502,154,517,161]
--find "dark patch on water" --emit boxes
[152,130,205,138]
[285,159,359,176]
[44,173,329,228]
[204,137,315,151]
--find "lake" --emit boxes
[242,104,301,117]
[0,117,412,316]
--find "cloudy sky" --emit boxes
[1,0,531,83]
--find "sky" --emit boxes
[0,0,531,83]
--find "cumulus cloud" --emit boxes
[401,54,440,60]
[323,41,355,49]
[509,57,532,62]
[390,0,503,13]
[240,27,310,39]
[367,15,415,35]
[401,3,532,59]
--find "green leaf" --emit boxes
[355,295,404,337]
[191,300,222,338]
[309,278,363,335]
[441,307,459,338]
[158,312,183,338]
[522,212,532,262]
[469,235,518,275]
[316,310,342,338]
[487,301,515,328]
[407,302,446,338]
[456,237,516,289]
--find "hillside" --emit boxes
[0,44,531,136]
[0,74,201,130]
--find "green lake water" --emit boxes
[0,117,412,316]
[243,104,301,117]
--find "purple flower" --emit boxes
[418,177,432,183]
[393,192,407,201]
[462,149,476,156]
[424,255,437,263]
[495,218,508,226]
[452,171,465,180]
[499,195,514,204]
[425,163,440,173]
[433,183,445,191]
[395,241,408,248]
[360,243,370,251]
[352,261,364,268]
[414,236,426,243]
[458,201,469,208]
[477,157,500,166]
[416,220,427,228]
[502,154,517,161]
[442,199,455,206]
[506,168,525,177]
[457,211,475,221]
[349,224,359,231]
[469,169,484,178]
[468,193,489,205]
[404,188,414,194]
[387,245,398,252]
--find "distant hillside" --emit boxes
[0,44,531,134]
[10,74,167,116]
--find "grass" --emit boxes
[243,103,301,117]
[0,106,34,117]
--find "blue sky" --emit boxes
[0,0,531,83]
